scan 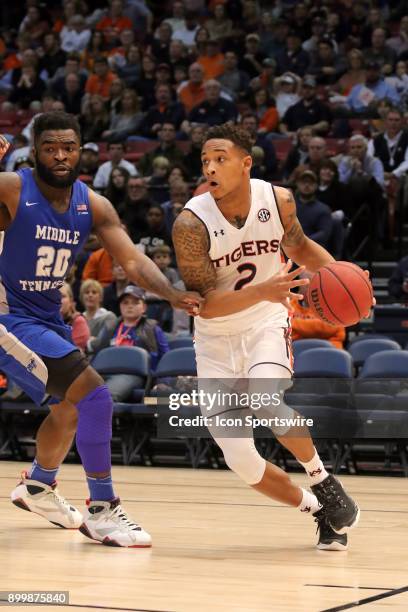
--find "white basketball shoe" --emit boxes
[11,472,83,529]
[79,498,152,548]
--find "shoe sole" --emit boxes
[79,523,152,548]
[11,497,78,530]
[331,507,361,535]
[317,541,348,551]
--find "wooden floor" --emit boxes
[0,462,407,612]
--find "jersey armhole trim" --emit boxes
[184,208,212,253]
[270,183,285,235]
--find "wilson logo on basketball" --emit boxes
[258,209,270,222]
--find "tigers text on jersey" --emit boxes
[0,168,92,320]
[184,179,288,334]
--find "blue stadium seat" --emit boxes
[91,346,150,377]
[348,338,401,368]
[359,350,408,378]
[294,348,353,378]
[293,339,335,363]
[348,333,397,346]
[154,347,197,378]
[168,336,194,350]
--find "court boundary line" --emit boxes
[318,584,408,611]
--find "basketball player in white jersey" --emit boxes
[173,123,360,551]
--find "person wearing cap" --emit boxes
[346,61,400,115]
[276,30,310,78]
[274,72,300,118]
[239,33,266,80]
[103,285,170,401]
[79,142,100,179]
[280,75,331,136]
[295,169,334,250]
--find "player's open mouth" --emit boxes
[209,180,219,188]
[53,167,70,174]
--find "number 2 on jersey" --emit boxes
[35,246,71,278]
[234,263,257,291]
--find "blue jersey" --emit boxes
[0,168,92,320]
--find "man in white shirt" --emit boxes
[93,141,138,191]
[367,108,408,181]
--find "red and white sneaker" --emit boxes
[79,498,152,548]
[11,472,83,529]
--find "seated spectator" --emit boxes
[333,49,366,96]
[387,16,408,58]
[82,31,107,73]
[93,141,138,192]
[187,79,238,129]
[116,44,141,88]
[38,32,66,80]
[145,156,171,204]
[148,21,172,64]
[338,134,384,188]
[345,61,400,117]
[82,248,113,287]
[138,54,158,111]
[367,108,408,182]
[80,94,111,143]
[239,33,266,80]
[84,56,115,100]
[178,62,206,114]
[317,159,350,216]
[105,166,130,211]
[60,282,90,351]
[168,164,189,187]
[291,293,345,348]
[182,124,206,181]
[95,0,133,42]
[78,142,100,180]
[138,122,185,176]
[277,30,310,77]
[290,136,328,183]
[60,15,92,53]
[138,204,173,254]
[240,113,277,179]
[102,88,144,141]
[59,72,84,115]
[173,11,200,50]
[295,169,334,250]
[5,134,30,172]
[280,76,331,136]
[163,1,185,39]
[80,279,118,356]
[103,260,130,316]
[388,255,408,301]
[8,64,45,110]
[249,87,279,134]
[101,285,169,400]
[274,72,301,119]
[281,126,314,180]
[51,52,88,96]
[141,83,185,138]
[302,16,328,55]
[385,61,408,103]
[205,4,233,43]
[364,28,396,74]
[217,51,250,102]
[121,177,156,241]
[197,38,225,81]
[307,36,347,86]
[161,181,190,235]
[19,5,49,47]
[145,245,180,330]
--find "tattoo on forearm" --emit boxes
[173,211,216,294]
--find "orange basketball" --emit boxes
[307,261,373,327]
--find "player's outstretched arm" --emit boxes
[173,210,309,318]
[89,191,203,312]
[275,186,335,272]
[0,136,21,227]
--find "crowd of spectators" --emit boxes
[0,0,408,385]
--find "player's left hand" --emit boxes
[363,269,376,317]
[169,289,204,316]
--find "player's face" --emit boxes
[34,129,81,189]
[201,139,252,199]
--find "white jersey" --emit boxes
[184,178,289,335]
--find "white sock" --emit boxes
[298,448,329,485]
[298,488,321,515]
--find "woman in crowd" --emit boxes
[60,282,90,352]
[80,279,117,356]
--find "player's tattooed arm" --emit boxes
[275,186,334,272]
[172,210,217,295]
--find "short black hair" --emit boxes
[205,123,252,155]
[33,111,81,144]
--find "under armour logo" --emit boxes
[214,229,225,237]
[308,468,322,477]
[300,506,311,512]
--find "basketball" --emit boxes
[308,261,373,327]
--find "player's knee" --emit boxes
[219,438,266,485]
[65,365,104,405]
[76,385,113,445]
[50,402,78,432]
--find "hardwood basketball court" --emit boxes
[0,462,407,611]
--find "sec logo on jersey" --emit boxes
[258,209,270,222]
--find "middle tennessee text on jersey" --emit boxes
[184,179,288,335]
[0,168,92,320]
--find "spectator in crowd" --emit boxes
[385,61,408,105]
[281,125,314,179]
[217,51,250,101]
[187,79,238,128]
[291,289,346,348]
[8,63,45,110]
[142,83,185,138]
[197,38,225,81]
[274,72,301,119]
[5,134,30,172]
[105,166,130,212]
[138,204,172,254]
[82,246,113,287]
[80,279,118,356]
[277,30,310,77]
[59,72,83,115]
[149,21,172,64]
[182,124,206,181]
[361,7,387,50]
[367,108,408,181]
[172,11,200,50]
[116,45,142,88]
[168,39,189,72]
[292,136,328,182]
[145,156,171,204]
[60,282,90,352]
[122,177,156,242]
[280,75,331,136]
[364,28,396,73]
[144,245,180,329]
[51,52,88,95]
[19,5,49,46]
[205,4,233,43]
[302,16,328,55]
[387,16,408,58]
[346,61,400,116]
[138,54,157,111]
[249,87,279,134]
[338,134,384,188]
[163,1,185,39]
[38,31,66,79]
[102,88,143,141]
[80,94,111,142]
[307,36,347,86]
[295,169,334,250]
[102,286,169,401]
[60,14,92,53]
[161,181,190,235]
[78,142,100,180]
[93,141,138,191]
[103,260,130,316]
[95,0,133,41]
[257,11,276,56]
[388,255,408,301]
[317,159,350,217]
[333,49,366,96]
[138,122,185,176]
[240,113,277,178]
[178,62,206,114]
[239,33,265,80]
[84,56,116,100]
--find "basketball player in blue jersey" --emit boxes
[0,112,202,548]
[173,123,370,551]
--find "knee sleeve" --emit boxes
[76,385,113,473]
[218,437,266,485]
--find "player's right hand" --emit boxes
[0,135,10,161]
[260,259,310,311]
